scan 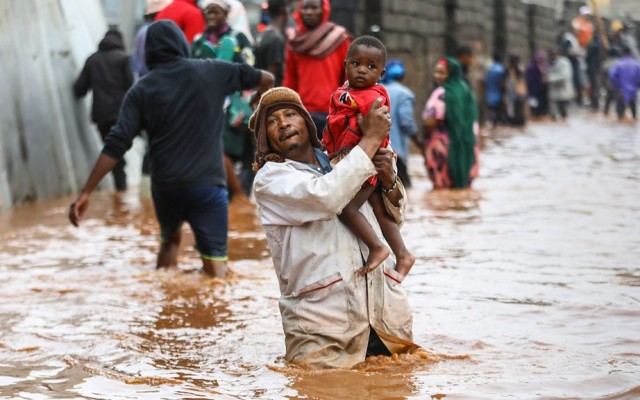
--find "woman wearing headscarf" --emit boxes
[504,53,527,126]
[422,57,479,189]
[525,51,549,118]
[192,0,256,201]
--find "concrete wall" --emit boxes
[607,0,640,20]
[330,0,569,128]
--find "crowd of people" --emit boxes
[69,0,639,371]
[479,8,640,124]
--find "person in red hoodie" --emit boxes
[155,0,205,44]
[283,0,351,139]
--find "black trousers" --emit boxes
[396,157,412,189]
[616,98,637,120]
[366,328,391,357]
[97,119,127,191]
[551,100,569,120]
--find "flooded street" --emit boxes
[0,112,639,399]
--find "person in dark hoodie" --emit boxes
[74,29,133,191]
[69,20,274,278]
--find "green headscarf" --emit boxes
[441,57,477,188]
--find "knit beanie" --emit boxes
[249,87,322,171]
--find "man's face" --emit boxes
[458,53,473,68]
[345,45,385,89]
[301,0,323,30]
[266,108,310,158]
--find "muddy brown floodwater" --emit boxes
[0,112,639,399]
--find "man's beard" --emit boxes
[285,143,300,153]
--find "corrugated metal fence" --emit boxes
[0,0,108,209]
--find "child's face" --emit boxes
[345,45,385,89]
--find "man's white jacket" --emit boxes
[254,146,414,369]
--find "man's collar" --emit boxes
[292,148,331,174]
[314,148,332,174]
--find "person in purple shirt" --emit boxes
[609,47,640,120]
[525,51,549,118]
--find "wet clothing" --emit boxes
[153,184,229,259]
[253,146,413,369]
[154,0,205,44]
[422,86,480,189]
[102,21,261,257]
[437,57,478,188]
[283,0,351,116]
[102,20,261,191]
[324,83,389,185]
[97,119,127,191]
[73,31,133,124]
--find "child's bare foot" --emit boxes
[359,245,390,275]
[395,251,416,277]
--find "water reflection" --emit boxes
[0,113,639,398]
[285,368,418,400]
[421,188,482,214]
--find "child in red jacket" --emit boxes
[323,36,415,276]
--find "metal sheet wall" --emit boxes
[0,0,107,209]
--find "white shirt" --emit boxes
[253,146,414,369]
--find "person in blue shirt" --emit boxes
[485,52,506,128]
[381,59,418,188]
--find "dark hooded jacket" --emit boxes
[102,20,262,189]
[74,30,133,124]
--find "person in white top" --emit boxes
[249,87,416,369]
[225,0,254,45]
